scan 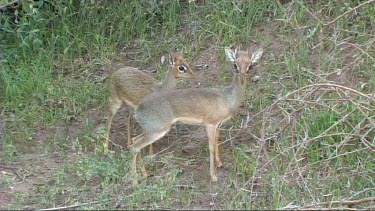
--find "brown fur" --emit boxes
[105,52,194,155]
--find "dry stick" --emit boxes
[343,105,375,150]
[153,136,188,157]
[40,199,111,211]
[343,41,375,63]
[262,84,374,150]
[296,0,375,28]
[0,0,20,10]
[283,83,373,101]
[295,1,324,25]
[358,126,375,151]
[349,188,375,200]
[325,0,375,27]
[0,164,19,170]
[297,208,360,211]
[218,129,242,146]
[101,135,125,150]
[336,28,375,38]
[342,90,375,127]
[299,197,375,209]
[310,133,374,151]
[295,147,368,173]
[0,165,22,180]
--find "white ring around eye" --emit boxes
[178,65,187,73]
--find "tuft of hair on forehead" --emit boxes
[169,51,184,65]
[171,51,183,58]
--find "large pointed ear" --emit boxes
[225,48,236,62]
[250,48,263,65]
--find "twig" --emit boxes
[0,164,23,181]
[0,164,19,170]
[325,0,375,27]
[153,136,188,157]
[10,168,22,181]
[298,197,375,209]
[218,129,242,146]
[335,28,375,38]
[297,208,360,211]
[295,1,324,25]
[279,83,373,101]
[343,41,375,63]
[101,135,125,150]
[349,188,375,200]
[174,184,196,189]
[40,198,114,211]
[296,0,375,28]
[0,0,20,10]
[293,147,369,172]
[341,90,375,127]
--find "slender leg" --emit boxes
[129,133,145,186]
[129,129,170,152]
[127,111,132,146]
[129,130,169,185]
[137,153,149,177]
[149,144,154,156]
[131,154,139,186]
[213,127,223,168]
[106,94,122,154]
[131,153,148,186]
[128,109,154,161]
[206,126,218,182]
[105,114,114,154]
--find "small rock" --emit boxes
[336,69,342,76]
[252,75,260,82]
[160,55,166,64]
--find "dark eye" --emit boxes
[248,64,253,71]
[178,65,187,73]
[233,64,240,73]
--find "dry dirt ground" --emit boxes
[0,22,368,209]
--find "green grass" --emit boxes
[1,0,374,209]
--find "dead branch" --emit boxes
[297,208,360,211]
[295,1,324,25]
[296,0,375,28]
[280,83,374,101]
[40,198,114,211]
[343,41,375,63]
[325,0,375,27]
[0,164,19,170]
[0,165,23,180]
[340,90,375,128]
[0,0,20,11]
[298,197,375,209]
